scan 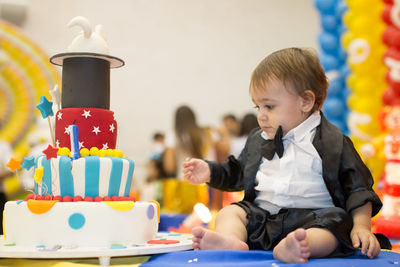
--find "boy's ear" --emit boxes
[300,90,316,113]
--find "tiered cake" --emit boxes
[3,16,159,248]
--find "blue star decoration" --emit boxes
[21,156,35,171]
[36,95,54,119]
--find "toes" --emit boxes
[294,228,307,241]
[192,226,206,239]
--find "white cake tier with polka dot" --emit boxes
[3,200,159,247]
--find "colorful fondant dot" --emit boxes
[103,201,134,211]
[106,149,114,156]
[110,244,127,249]
[89,147,99,156]
[99,149,107,157]
[16,200,23,205]
[27,200,58,214]
[80,148,90,157]
[147,240,180,245]
[4,243,16,246]
[58,147,71,156]
[147,205,155,220]
[68,213,85,230]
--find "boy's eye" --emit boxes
[253,105,260,110]
[264,105,274,109]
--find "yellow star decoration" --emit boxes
[34,166,44,183]
[6,157,22,172]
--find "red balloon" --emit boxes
[382,4,393,26]
[383,26,400,49]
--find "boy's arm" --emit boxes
[206,155,245,191]
[350,202,381,258]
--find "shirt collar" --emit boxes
[261,111,321,142]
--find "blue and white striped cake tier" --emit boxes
[34,155,135,198]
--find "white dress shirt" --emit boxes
[254,111,334,214]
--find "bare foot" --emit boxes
[273,228,311,263]
[192,226,249,250]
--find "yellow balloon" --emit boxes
[341,31,354,49]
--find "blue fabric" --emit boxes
[140,250,400,267]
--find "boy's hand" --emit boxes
[183,158,210,184]
[350,225,381,258]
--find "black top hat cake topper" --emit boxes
[50,16,124,110]
[50,16,124,68]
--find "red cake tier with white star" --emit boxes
[55,107,117,150]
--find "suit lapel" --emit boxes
[312,113,343,207]
[244,129,264,201]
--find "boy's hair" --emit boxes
[249,47,328,112]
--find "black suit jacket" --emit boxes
[207,113,382,216]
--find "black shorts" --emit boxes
[233,200,356,257]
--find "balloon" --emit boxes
[321,15,338,31]
[319,32,339,52]
[328,78,344,96]
[320,53,339,71]
[335,0,348,19]
[340,65,351,79]
[347,38,370,64]
[314,0,336,13]
[341,30,354,48]
[324,97,345,117]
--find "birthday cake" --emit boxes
[3,16,159,248]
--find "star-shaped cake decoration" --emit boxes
[109,123,115,133]
[42,144,59,160]
[6,157,22,172]
[36,95,54,119]
[49,84,61,108]
[21,156,35,171]
[64,127,70,135]
[92,126,101,135]
[82,110,91,119]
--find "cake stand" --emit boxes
[0,232,193,266]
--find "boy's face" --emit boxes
[251,79,310,139]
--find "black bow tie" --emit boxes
[261,126,284,160]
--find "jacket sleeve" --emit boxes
[206,129,257,192]
[339,136,382,216]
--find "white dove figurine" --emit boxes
[67,16,109,55]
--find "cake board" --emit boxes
[0,232,193,266]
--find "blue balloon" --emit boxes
[335,0,348,19]
[337,24,347,37]
[318,32,339,52]
[338,46,347,62]
[314,0,336,14]
[321,15,338,31]
[320,53,339,71]
[341,87,351,99]
[328,78,343,96]
[339,65,351,79]
[324,97,344,117]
